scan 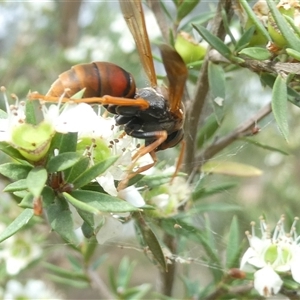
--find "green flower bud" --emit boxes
[11,122,54,162]
[175,32,206,64]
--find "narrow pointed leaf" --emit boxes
[65,157,90,183]
[0,209,34,243]
[50,132,78,154]
[63,193,100,215]
[0,163,32,180]
[3,179,27,192]
[46,202,79,245]
[27,167,47,198]
[72,156,119,188]
[286,48,300,61]
[197,113,220,148]
[135,214,167,271]
[68,190,138,212]
[0,142,27,161]
[272,74,289,141]
[44,262,89,281]
[239,47,272,60]
[240,137,289,155]
[177,0,200,22]
[202,161,262,177]
[238,0,271,41]
[235,26,256,51]
[266,0,300,50]
[226,216,240,268]
[25,99,37,125]
[192,24,232,60]
[208,62,226,122]
[47,152,82,172]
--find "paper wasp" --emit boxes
[29,0,188,184]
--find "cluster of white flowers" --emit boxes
[0,279,64,300]
[0,223,42,275]
[240,215,300,297]
[0,88,153,196]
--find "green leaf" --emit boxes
[0,142,28,162]
[65,157,90,183]
[42,186,56,208]
[260,73,300,108]
[0,163,32,180]
[18,193,34,209]
[44,262,89,281]
[226,216,241,269]
[272,74,289,141]
[0,209,34,243]
[46,202,79,245]
[3,179,27,192]
[240,137,289,155]
[190,203,242,214]
[239,47,272,60]
[177,0,200,22]
[239,0,271,42]
[25,99,37,125]
[135,214,167,271]
[266,0,300,49]
[180,11,215,31]
[50,132,78,154]
[27,167,47,197]
[197,114,220,148]
[47,274,89,288]
[117,257,135,288]
[192,182,237,201]
[192,24,232,60]
[72,156,119,189]
[47,152,82,172]
[138,173,176,189]
[201,161,263,177]
[66,190,139,213]
[235,26,256,52]
[286,48,300,61]
[64,193,100,215]
[208,62,226,123]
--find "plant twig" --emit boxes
[184,0,234,175]
[88,269,114,299]
[189,102,272,181]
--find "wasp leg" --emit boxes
[117,131,168,191]
[170,140,185,184]
[28,93,150,110]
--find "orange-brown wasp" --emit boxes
[29,0,188,183]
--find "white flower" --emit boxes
[240,215,300,297]
[118,185,145,207]
[3,279,64,300]
[0,233,42,275]
[0,88,26,142]
[254,265,283,297]
[146,166,190,216]
[95,186,145,244]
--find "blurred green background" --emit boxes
[1,1,300,298]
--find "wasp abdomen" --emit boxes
[47,62,136,99]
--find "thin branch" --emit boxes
[87,269,114,299]
[209,49,300,75]
[184,0,234,175]
[189,102,272,181]
[146,0,171,42]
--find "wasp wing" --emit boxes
[119,0,157,87]
[159,44,188,114]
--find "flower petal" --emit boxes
[254,265,283,297]
[290,249,300,283]
[118,186,145,207]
